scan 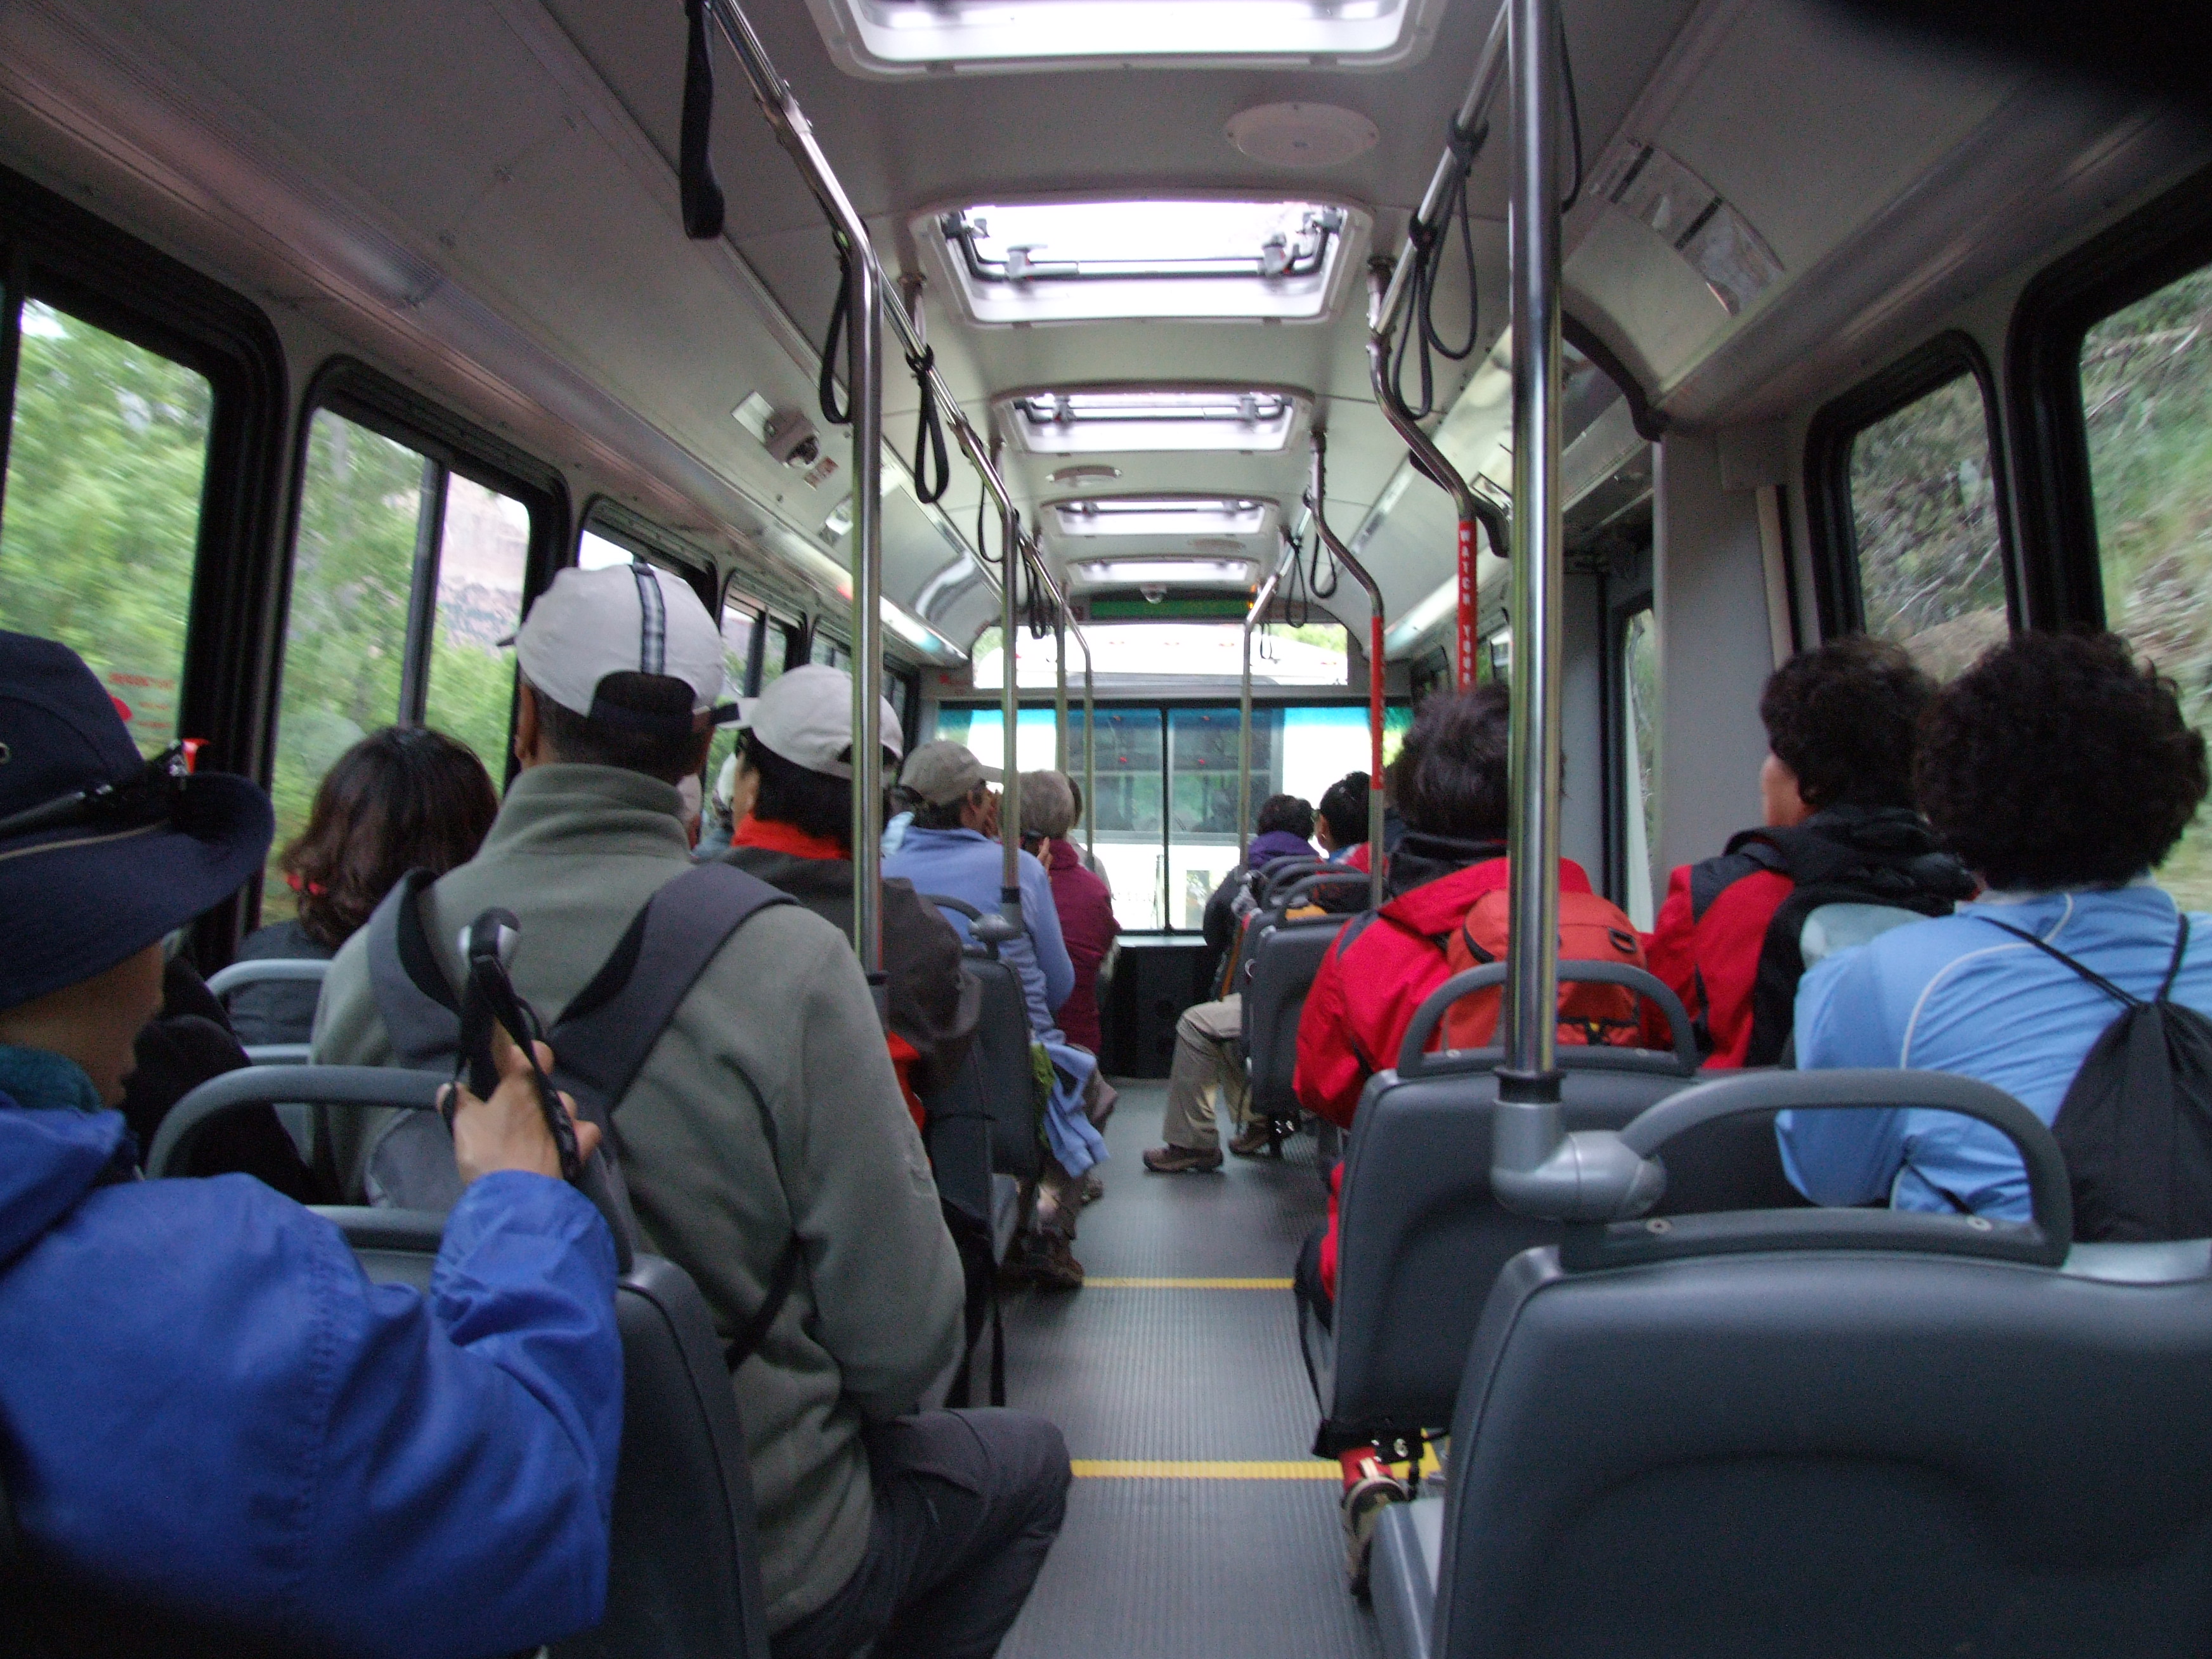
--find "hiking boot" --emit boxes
[1079,1169,1105,1205]
[1228,1124,1274,1159]
[1025,1233,1085,1291]
[1143,1143,1224,1174]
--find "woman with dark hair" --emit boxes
[1781,630,2212,1220]
[1639,635,1973,1066]
[228,727,499,1046]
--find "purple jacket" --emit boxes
[1041,838,1119,1055]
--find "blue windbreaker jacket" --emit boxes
[0,1046,623,1658]
[1780,885,2212,1219]
[885,826,1075,1036]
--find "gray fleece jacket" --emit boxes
[312,764,965,1631]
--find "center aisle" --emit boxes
[997,1081,1382,1659]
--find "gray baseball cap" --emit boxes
[901,739,1002,807]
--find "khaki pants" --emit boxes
[1158,994,1249,1153]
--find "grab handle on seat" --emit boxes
[1559,1069,2072,1271]
[1272,870,1372,913]
[1396,961,1700,1077]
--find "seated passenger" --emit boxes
[1144,797,1325,1174]
[1291,684,1613,1311]
[0,632,620,1658]
[1780,630,2212,1222]
[230,725,498,1048]
[1317,771,1370,865]
[1640,636,1970,1065]
[1200,793,1318,968]
[884,741,1076,1040]
[313,567,1069,1655]
[1018,769,1119,1059]
[721,664,979,1126]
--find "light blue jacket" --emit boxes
[885,826,1076,1036]
[0,1043,622,1658]
[1779,885,2212,1219]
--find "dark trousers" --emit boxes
[771,1409,1070,1659]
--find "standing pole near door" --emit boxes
[1240,536,1296,867]
[1307,433,1389,911]
[1055,611,1070,774]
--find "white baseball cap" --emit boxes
[738,663,903,779]
[508,563,729,736]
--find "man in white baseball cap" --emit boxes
[719,665,979,1121]
[318,562,1067,1650]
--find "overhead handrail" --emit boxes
[1306,431,1389,911]
[684,0,886,987]
[1020,546,1098,866]
[1239,535,1300,866]
[1365,0,1513,690]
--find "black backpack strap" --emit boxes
[549,863,793,1119]
[1693,840,1785,923]
[1976,916,2145,1009]
[364,869,464,1069]
[724,1237,804,1371]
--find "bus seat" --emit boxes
[1369,1492,1443,1659]
[923,895,1042,1183]
[1315,964,1803,1455]
[204,956,330,1083]
[922,1049,1000,1258]
[153,1072,775,1659]
[1800,899,1929,968]
[1414,1069,2212,1659]
[1242,914,1351,1124]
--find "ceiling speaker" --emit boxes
[1226,102,1379,169]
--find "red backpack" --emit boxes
[1439,887,1647,1050]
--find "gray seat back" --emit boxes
[1242,914,1350,1121]
[205,957,329,1065]
[923,895,1040,1181]
[155,1074,771,1659]
[1324,965,1802,1453]
[1428,1070,2212,1659]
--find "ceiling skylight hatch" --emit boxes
[1051,496,1272,539]
[919,198,1369,323]
[1000,386,1309,454]
[1065,557,1259,589]
[807,0,1448,79]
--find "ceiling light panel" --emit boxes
[807,0,1448,78]
[1051,497,1270,538]
[1066,557,1258,588]
[1001,388,1308,454]
[928,200,1365,323]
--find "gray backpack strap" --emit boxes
[548,862,794,1120]
[364,869,462,1070]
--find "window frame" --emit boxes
[2006,160,2212,632]
[0,164,289,960]
[577,496,718,612]
[279,358,569,776]
[1803,329,2017,642]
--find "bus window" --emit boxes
[423,474,528,773]
[576,527,634,569]
[0,300,211,753]
[1169,707,1266,928]
[1620,606,1661,929]
[2081,260,2212,908]
[1844,370,2007,677]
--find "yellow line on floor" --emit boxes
[1080,1277,1294,1289]
[1072,1460,1337,1480]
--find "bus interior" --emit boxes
[4,0,2212,1653]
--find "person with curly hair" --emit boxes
[228,726,500,1047]
[1639,635,1973,1066]
[1779,630,2212,1218]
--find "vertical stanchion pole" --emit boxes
[1308,434,1389,911]
[1083,640,1096,864]
[1055,611,1070,774]
[1499,0,1564,1102]
[848,249,884,983]
[1240,540,1295,867]
[996,474,1023,935]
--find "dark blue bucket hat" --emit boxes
[0,632,273,1012]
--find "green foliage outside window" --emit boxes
[2084,265,2212,908]
[0,302,209,753]
[1847,372,2008,680]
